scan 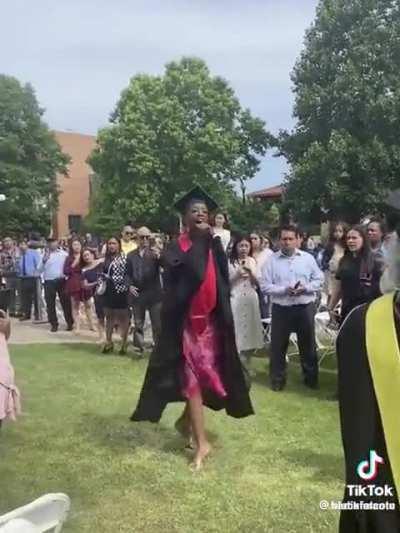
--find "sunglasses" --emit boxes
[139,235,151,240]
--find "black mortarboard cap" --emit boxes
[174,185,219,214]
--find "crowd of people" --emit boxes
[1,184,400,482]
[0,213,396,368]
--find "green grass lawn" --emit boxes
[1,344,343,532]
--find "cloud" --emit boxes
[1,0,318,190]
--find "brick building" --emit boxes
[248,184,284,203]
[52,131,96,238]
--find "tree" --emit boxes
[87,57,270,233]
[277,0,400,223]
[0,75,69,236]
[228,199,281,234]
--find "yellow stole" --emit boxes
[366,293,400,500]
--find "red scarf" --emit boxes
[178,232,217,334]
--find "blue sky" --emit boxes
[1,0,319,191]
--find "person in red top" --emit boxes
[131,186,253,470]
[63,239,83,333]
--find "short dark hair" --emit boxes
[367,218,386,234]
[279,224,300,238]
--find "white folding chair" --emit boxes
[0,494,70,533]
[315,311,338,365]
[262,318,299,362]
[261,317,271,345]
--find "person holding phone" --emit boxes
[38,238,73,332]
[260,225,324,391]
[229,235,264,369]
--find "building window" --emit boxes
[68,215,82,233]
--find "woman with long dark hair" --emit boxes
[81,248,105,342]
[229,235,264,368]
[131,187,253,470]
[322,222,348,304]
[328,225,383,322]
[64,239,83,333]
[102,237,130,355]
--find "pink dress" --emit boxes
[179,233,227,400]
[0,333,21,422]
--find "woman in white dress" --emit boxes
[212,212,231,253]
[229,235,264,368]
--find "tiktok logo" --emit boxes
[357,450,384,481]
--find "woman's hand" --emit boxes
[129,286,139,297]
[239,266,250,279]
[151,247,161,259]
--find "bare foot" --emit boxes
[174,417,194,449]
[191,442,212,471]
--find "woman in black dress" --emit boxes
[102,237,130,355]
[328,225,383,322]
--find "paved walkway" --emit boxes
[9,319,98,344]
[9,317,153,345]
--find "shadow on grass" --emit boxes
[251,368,337,402]
[56,343,100,355]
[283,447,345,483]
[74,412,218,457]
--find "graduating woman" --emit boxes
[131,186,254,470]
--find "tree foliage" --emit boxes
[228,199,281,235]
[87,57,270,234]
[278,0,400,222]
[0,75,69,236]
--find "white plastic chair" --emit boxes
[0,494,70,533]
[314,311,338,365]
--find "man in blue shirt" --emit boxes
[17,240,41,321]
[38,238,73,332]
[260,225,324,391]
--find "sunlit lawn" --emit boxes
[0,344,342,532]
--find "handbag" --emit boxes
[96,262,112,296]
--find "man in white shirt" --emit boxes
[38,238,73,332]
[260,225,323,391]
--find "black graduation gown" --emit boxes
[130,233,254,422]
[337,303,400,532]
